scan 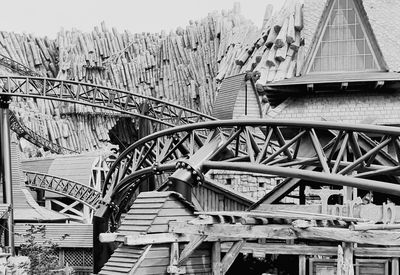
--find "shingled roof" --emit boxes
[117,191,195,235]
[261,0,400,122]
[100,191,200,275]
[255,0,400,86]
[21,152,101,186]
[7,139,69,222]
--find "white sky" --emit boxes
[1,0,284,38]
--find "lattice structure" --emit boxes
[9,111,76,154]
[24,171,101,209]
[63,248,93,268]
[0,76,215,127]
[99,119,400,230]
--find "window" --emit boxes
[309,0,381,73]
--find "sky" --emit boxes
[0,0,284,38]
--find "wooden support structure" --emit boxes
[212,241,221,275]
[169,222,400,246]
[128,245,152,275]
[392,258,399,275]
[168,242,186,274]
[299,255,306,275]
[221,240,245,275]
[178,235,207,266]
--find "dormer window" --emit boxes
[308,0,382,73]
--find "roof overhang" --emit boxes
[263,72,400,107]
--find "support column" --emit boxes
[0,96,14,255]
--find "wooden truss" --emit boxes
[99,120,400,229]
[0,75,214,127]
[9,111,76,154]
[24,170,101,209]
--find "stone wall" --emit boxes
[210,170,283,200]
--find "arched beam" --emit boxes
[0,76,215,127]
[23,170,101,209]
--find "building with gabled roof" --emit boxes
[260,0,400,125]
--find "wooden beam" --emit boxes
[350,223,400,231]
[128,245,152,275]
[309,129,330,173]
[342,242,354,275]
[299,255,306,275]
[332,133,349,173]
[178,235,207,266]
[169,222,400,246]
[125,233,181,245]
[221,240,245,275]
[99,233,121,243]
[220,242,400,257]
[392,258,399,275]
[212,241,221,275]
[167,242,186,274]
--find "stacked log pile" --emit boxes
[0,0,304,154]
[245,0,304,85]
[55,7,258,115]
[0,31,58,77]
[11,98,118,152]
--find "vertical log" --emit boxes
[275,18,289,48]
[295,3,304,31]
[299,255,306,275]
[392,258,399,275]
[212,241,221,275]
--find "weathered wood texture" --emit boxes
[169,222,400,246]
[100,243,211,275]
[117,192,195,236]
[1,1,305,154]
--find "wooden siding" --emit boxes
[22,154,99,185]
[99,245,145,275]
[134,243,211,275]
[192,183,250,212]
[103,192,209,274]
[14,223,92,247]
[118,192,195,235]
[6,141,68,221]
[212,74,245,120]
[233,81,262,119]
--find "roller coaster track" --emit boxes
[0,54,42,77]
[96,119,400,230]
[23,170,101,208]
[0,76,215,126]
[9,112,76,154]
[0,54,215,153]
[0,54,77,154]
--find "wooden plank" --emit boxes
[127,245,152,275]
[392,258,399,275]
[178,235,207,266]
[299,255,306,275]
[125,233,181,245]
[169,222,400,246]
[221,240,245,274]
[212,241,221,275]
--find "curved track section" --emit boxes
[0,54,42,77]
[0,54,77,153]
[0,76,215,126]
[10,112,76,154]
[99,119,400,229]
[24,170,101,209]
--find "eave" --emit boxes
[263,72,400,107]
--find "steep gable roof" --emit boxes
[304,0,385,74]
[7,139,69,222]
[362,0,400,72]
[117,191,195,235]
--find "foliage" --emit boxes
[16,224,71,274]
